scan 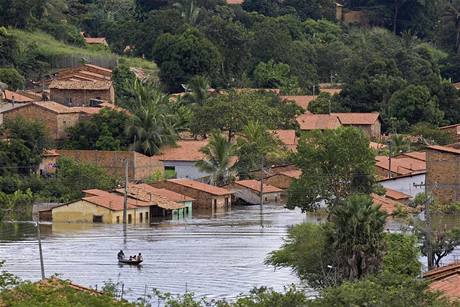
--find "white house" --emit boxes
[378,172,426,198]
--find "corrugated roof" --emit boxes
[296,113,341,130]
[280,95,317,110]
[167,179,232,196]
[49,80,112,90]
[332,113,380,125]
[235,179,282,193]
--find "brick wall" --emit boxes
[4,105,57,139]
[57,149,163,181]
[266,174,295,190]
[426,149,460,204]
[51,87,114,106]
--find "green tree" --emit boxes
[235,121,283,179]
[0,68,25,90]
[112,64,136,103]
[181,75,210,106]
[288,127,375,212]
[410,122,454,146]
[0,189,34,221]
[253,60,300,94]
[307,93,343,114]
[383,233,420,277]
[173,0,201,25]
[196,131,236,185]
[153,27,221,92]
[388,85,443,132]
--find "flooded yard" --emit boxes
[0,204,313,301]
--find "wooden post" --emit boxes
[123,159,128,225]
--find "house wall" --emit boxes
[3,105,59,140]
[152,181,231,209]
[50,88,114,107]
[52,200,113,223]
[56,113,82,139]
[440,126,460,143]
[379,173,425,198]
[426,149,460,204]
[266,175,295,190]
[343,122,381,139]
[57,150,163,180]
[162,161,209,179]
[231,188,280,205]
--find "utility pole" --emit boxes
[259,157,264,207]
[414,182,434,270]
[36,221,45,280]
[123,159,128,225]
[387,140,392,178]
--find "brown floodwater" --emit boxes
[0,204,316,301]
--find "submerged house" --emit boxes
[226,180,282,205]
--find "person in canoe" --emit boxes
[117,250,125,260]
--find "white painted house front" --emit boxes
[378,172,426,198]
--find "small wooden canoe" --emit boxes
[118,258,143,265]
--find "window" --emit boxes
[145,214,148,222]
[225,197,229,206]
[93,215,103,223]
[139,212,143,223]
[116,216,120,224]
[128,214,132,224]
[213,199,217,206]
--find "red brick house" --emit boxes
[332,113,381,139]
[49,80,115,106]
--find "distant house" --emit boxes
[226,180,282,205]
[0,101,95,140]
[52,191,150,224]
[81,32,109,47]
[154,140,211,180]
[280,95,317,110]
[426,145,460,204]
[375,151,426,179]
[56,149,163,181]
[270,130,297,151]
[296,113,342,131]
[152,179,233,210]
[265,169,302,190]
[49,80,115,106]
[439,123,460,143]
[331,113,381,138]
[57,64,112,82]
[39,149,60,176]
[1,90,34,103]
[424,261,460,301]
[119,183,194,217]
[378,172,426,198]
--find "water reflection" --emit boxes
[0,204,309,300]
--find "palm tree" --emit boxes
[444,0,460,53]
[196,131,236,186]
[173,0,200,25]
[181,76,210,106]
[331,194,387,280]
[389,134,410,156]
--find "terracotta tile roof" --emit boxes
[280,95,317,110]
[82,189,112,197]
[115,186,185,210]
[167,179,232,196]
[375,154,426,176]
[2,101,80,115]
[235,179,283,193]
[371,193,400,214]
[226,0,244,4]
[384,188,411,201]
[129,183,194,202]
[332,113,380,125]
[154,140,208,161]
[49,80,112,90]
[424,261,460,300]
[296,113,341,130]
[82,193,142,211]
[1,90,34,102]
[43,149,60,157]
[428,145,460,155]
[270,130,297,146]
[401,151,426,161]
[279,169,302,179]
[84,64,112,74]
[84,37,108,46]
[234,88,280,94]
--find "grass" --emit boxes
[9,29,156,71]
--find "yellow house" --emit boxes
[52,191,150,224]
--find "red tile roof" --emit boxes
[428,145,460,155]
[49,80,112,90]
[167,179,232,196]
[371,193,400,214]
[226,0,244,4]
[235,179,282,193]
[279,169,302,179]
[130,183,194,202]
[424,261,460,300]
[1,90,34,102]
[82,193,142,211]
[43,149,60,157]
[115,186,185,210]
[384,188,411,201]
[270,130,297,146]
[401,151,426,161]
[84,37,108,46]
[296,113,341,130]
[154,140,208,161]
[280,95,317,110]
[332,113,380,125]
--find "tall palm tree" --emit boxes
[173,0,200,25]
[181,76,210,106]
[196,131,236,186]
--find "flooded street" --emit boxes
[0,204,312,301]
